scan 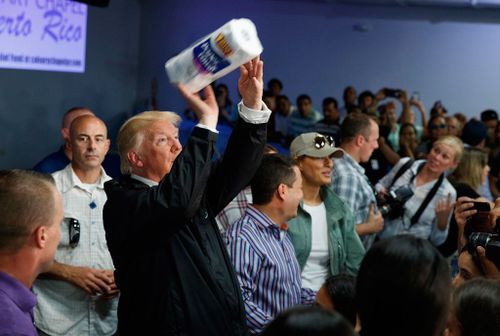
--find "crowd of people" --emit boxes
[1,57,499,336]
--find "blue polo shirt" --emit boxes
[0,271,37,335]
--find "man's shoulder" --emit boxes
[33,148,68,173]
[227,210,271,243]
[333,161,363,180]
[104,176,149,203]
[227,212,255,236]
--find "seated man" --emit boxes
[288,94,321,139]
[226,154,316,335]
[0,170,63,335]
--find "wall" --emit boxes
[136,0,500,124]
[0,0,141,169]
[2,0,500,168]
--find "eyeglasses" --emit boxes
[313,134,335,149]
[429,124,447,130]
[68,218,80,248]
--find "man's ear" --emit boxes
[127,151,143,168]
[355,134,365,147]
[61,128,69,141]
[276,183,287,201]
[33,226,47,249]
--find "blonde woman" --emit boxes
[438,148,489,257]
[376,135,464,246]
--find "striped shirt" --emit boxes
[225,206,316,335]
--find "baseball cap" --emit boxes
[461,119,487,147]
[290,132,344,159]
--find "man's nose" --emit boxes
[87,138,97,150]
[172,140,182,153]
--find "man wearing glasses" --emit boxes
[103,57,270,335]
[330,112,384,250]
[415,115,448,159]
[33,115,118,336]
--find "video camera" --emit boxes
[464,205,500,269]
[467,232,500,270]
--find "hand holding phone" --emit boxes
[465,201,494,239]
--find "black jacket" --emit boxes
[103,121,266,335]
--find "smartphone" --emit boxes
[411,91,420,101]
[465,202,494,239]
[471,201,491,213]
[384,88,401,98]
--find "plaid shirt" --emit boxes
[330,152,378,250]
[216,186,252,234]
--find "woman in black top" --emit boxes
[438,148,489,257]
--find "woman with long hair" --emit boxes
[438,148,490,257]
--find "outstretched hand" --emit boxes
[178,84,218,129]
[436,193,454,217]
[238,56,263,110]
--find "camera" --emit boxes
[377,185,414,219]
[464,204,499,239]
[467,232,500,269]
[384,88,402,98]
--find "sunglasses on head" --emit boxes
[68,218,80,248]
[430,124,447,130]
[313,134,335,149]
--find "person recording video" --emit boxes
[454,196,500,280]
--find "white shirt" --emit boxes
[33,164,118,336]
[301,202,329,291]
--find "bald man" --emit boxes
[34,107,121,178]
[33,115,118,336]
